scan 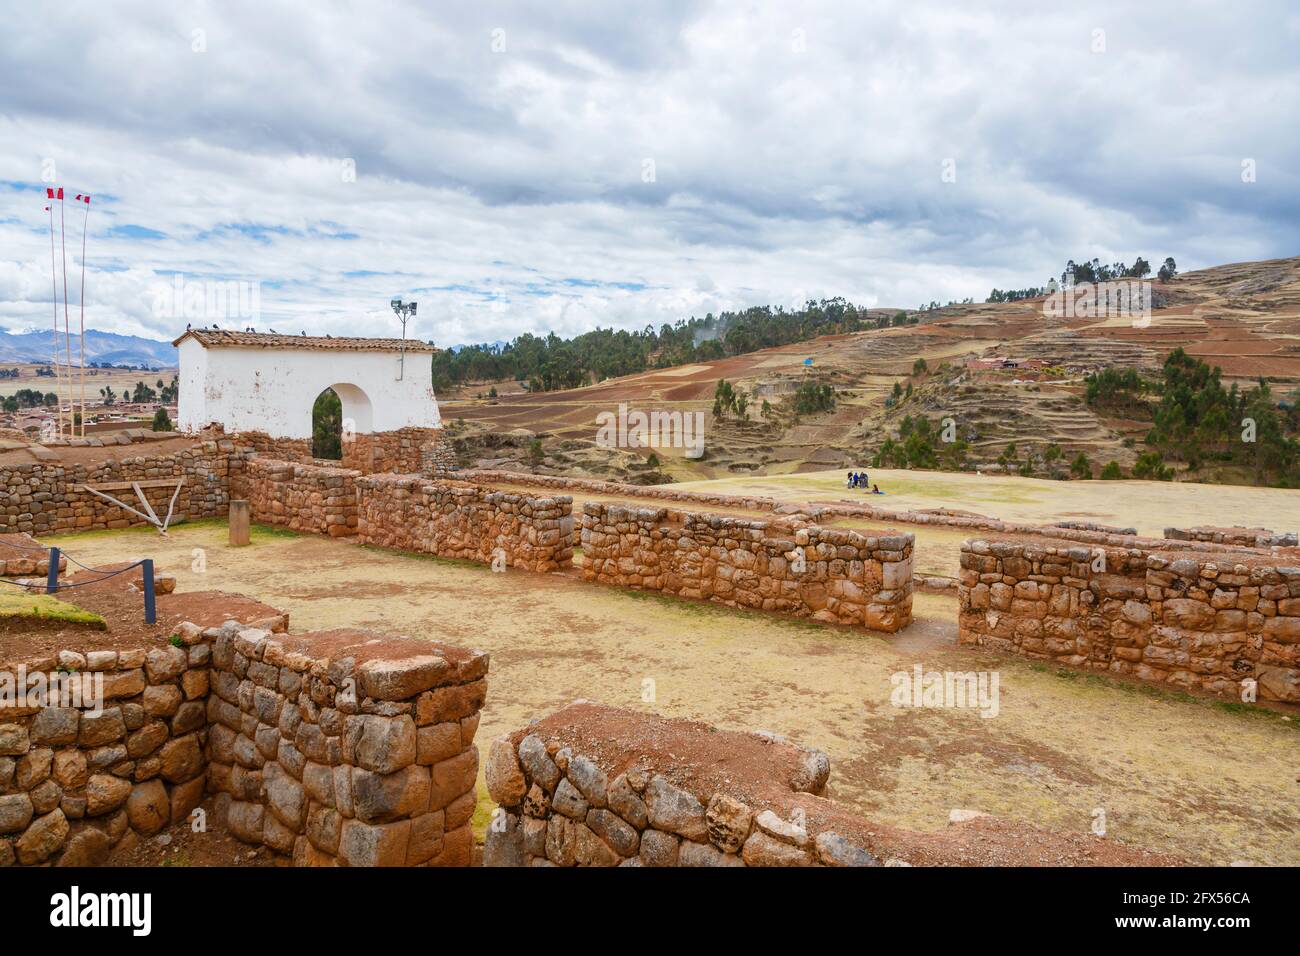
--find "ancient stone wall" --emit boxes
[0,440,246,537]
[1164,525,1299,549]
[356,475,574,572]
[958,538,1300,703]
[341,426,447,476]
[483,703,878,867]
[205,625,487,866]
[1,617,486,866]
[0,628,220,865]
[580,503,913,631]
[246,459,360,537]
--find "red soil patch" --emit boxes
[0,563,284,664]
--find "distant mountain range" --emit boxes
[0,329,176,368]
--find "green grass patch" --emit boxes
[0,592,106,629]
[471,786,496,845]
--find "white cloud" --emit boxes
[0,0,1295,347]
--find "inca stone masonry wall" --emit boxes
[0,614,486,866]
[247,459,360,537]
[483,703,879,867]
[581,502,913,631]
[206,625,486,866]
[0,439,246,536]
[355,475,574,572]
[958,538,1300,703]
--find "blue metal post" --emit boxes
[142,559,156,624]
[46,547,60,594]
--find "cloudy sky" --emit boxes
[1,1,1297,347]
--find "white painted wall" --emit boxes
[176,338,441,438]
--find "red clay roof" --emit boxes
[171,329,437,352]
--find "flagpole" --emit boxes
[60,191,73,438]
[78,196,89,438]
[47,198,63,439]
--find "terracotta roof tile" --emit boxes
[172,329,437,352]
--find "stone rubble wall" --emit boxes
[1164,525,1299,549]
[464,469,1295,557]
[958,539,1300,703]
[246,459,360,537]
[355,475,574,572]
[341,427,446,476]
[483,704,878,868]
[0,628,227,866]
[205,626,487,866]
[0,439,246,537]
[1,616,487,867]
[580,502,914,631]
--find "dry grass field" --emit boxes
[43,520,1300,865]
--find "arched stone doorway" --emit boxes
[311,383,375,460]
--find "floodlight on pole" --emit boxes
[390,298,417,380]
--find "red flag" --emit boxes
[75,194,90,204]
[46,187,54,198]
[56,187,64,200]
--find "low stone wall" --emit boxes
[247,459,360,537]
[580,502,913,631]
[483,703,878,867]
[0,631,217,866]
[1165,525,1299,549]
[206,625,487,866]
[341,427,448,476]
[958,538,1300,703]
[0,440,245,536]
[356,476,574,572]
[1,614,487,866]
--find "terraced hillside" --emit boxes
[439,255,1300,482]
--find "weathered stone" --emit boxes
[16,809,69,864]
[607,773,648,828]
[338,818,411,866]
[85,774,132,816]
[345,714,417,774]
[357,655,452,700]
[638,827,679,866]
[753,809,812,847]
[566,754,608,807]
[705,793,753,853]
[484,737,527,806]
[484,811,524,867]
[145,646,188,683]
[644,775,708,841]
[159,734,204,783]
[56,827,112,866]
[551,778,589,820]
[679,839,745,867]
[545,814,577,866]
[741,830,813,866]
[125,780,169,836]
[78,708,126,746]
[791,749,831,794]
[0,793,34,834]
[517,733,561,791]
[586,808,639,856]
[351,765,429,824]
[30,707,79,746]
[815,831,878,867]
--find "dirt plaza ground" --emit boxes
[44,519,1300,866]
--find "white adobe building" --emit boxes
[172,329,442,438]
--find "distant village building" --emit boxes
[172,330,442,438]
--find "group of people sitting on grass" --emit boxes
[846,470,883,494]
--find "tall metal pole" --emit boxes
[78,198,89,437]
[60,193,73,438]
[47,201,63,438]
